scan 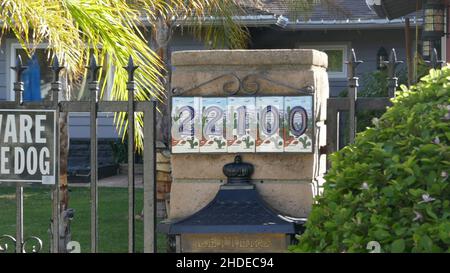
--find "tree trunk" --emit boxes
[153,16,173,147]
[58,76,71,252]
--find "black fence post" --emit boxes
[11,56,27,106]
[87,54,101,253]
[10,56,28,253]
[124,56,138,253]
[346,49,363,144]
[426,48,445,70]
[385,49,403,98]
[50,56,64,253]
[51,56,64,107]
[143,97,157,253]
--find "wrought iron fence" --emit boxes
[0,54,157,253]
[325,47,445,169]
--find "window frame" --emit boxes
[296,43,350,79]
[8,41,50,101]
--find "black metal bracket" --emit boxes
[172,73,315,96]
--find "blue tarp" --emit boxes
[22,54,41,102]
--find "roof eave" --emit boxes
[138,16,422,30]
[282,18,423,30]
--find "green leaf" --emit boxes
[426,206,438,220]
[374,229,390,240]
[439,222,450,243]
[391,239,405,253]
[418,235,433,252]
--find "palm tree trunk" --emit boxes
[58,77,71,252]
[153,16,173,146]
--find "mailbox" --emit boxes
[168,155,304,253]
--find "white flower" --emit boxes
[442,171,448,179]
[413,211,423,222]
[419,193,436,204]
[360,182,369,190]
[433,137,440,144]
[371,118,380,127]
[443,112,450,121]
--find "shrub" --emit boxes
[291,67,450,253]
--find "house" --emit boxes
[0,0,425,171]
[244,0,422,95]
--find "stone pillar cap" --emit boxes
[172,49,328,68]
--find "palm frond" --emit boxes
[1,0,166,151]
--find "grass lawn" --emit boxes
[0,186,167,253]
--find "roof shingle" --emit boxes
[239,0,420,22]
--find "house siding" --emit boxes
[68,114,119,138]
[0,41,7,100]
[249,28,412,96]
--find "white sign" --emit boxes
[0,109,56,184]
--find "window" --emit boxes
[9,44,52,101]
[8,42,113,102]
[297,44,349,78]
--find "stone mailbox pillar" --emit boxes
[169,49,328,220]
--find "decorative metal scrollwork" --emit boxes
[172,73,314,96]
[221,74,241,95]
[22,236,43,253]
[240,74,260,95]
[0,235,16,253]
[0,235,43,253]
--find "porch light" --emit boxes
[422,0,445,40]
[422,40,433,60]
[376,47,388,70]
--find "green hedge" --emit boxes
[291,67,450,253]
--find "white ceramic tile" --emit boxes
[226,97,256,153]
[199,97,227,153]
[284,96,314,152]
[256,96,284,152]
[171,97,201,153]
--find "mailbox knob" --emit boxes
[222,155,254,184]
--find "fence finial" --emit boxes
[123,56,139,82]
[384,49,403,79]
[11,55,27,83]
[87,53,102,82]
[426,48,444,69]
[346,49,363,79]
[51,56,64,82]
